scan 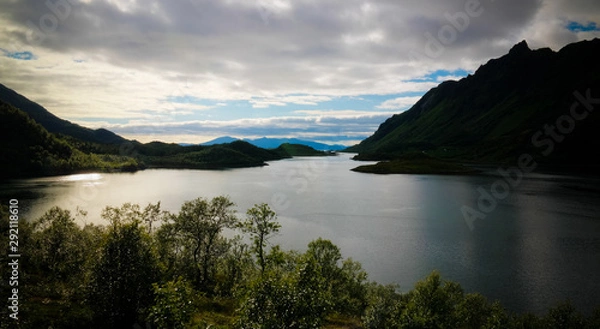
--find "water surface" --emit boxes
[3,155,600,314]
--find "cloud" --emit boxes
[435,75,463,82]
[250,95,334,109]
[0,0,599,143]
[83,110,392,144]
[376,96,422,110]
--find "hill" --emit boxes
[0,101,141,179]
[0,83,127,145]
[200,136,240,146]
[273,143,334,157]
[136,140,284,169]
[348,39,600,173]
[201,136,347,151]
[246,137,346,151]
[0,85,298,174]
[351,152,478,175]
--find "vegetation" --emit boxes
[0,99,332,179]
[1,199,599,328]
[348,39,600,173]
[274,143,335,157]
[1,83,338,178]
[0,101,142,179]
[351,153,478,175]
[0,83,126,145]
[239,203,281,275]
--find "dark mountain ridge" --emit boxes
[0,101,141,179]
[349,38,600,172]
[0,83,126,144]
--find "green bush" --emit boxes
[148,278,195,329]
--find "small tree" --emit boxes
[174,196,238,290]
[363,283,403,329]
[544,301,585,329]
[398,271,464,329]
[240,203,280,275]
[89,205,159,328]
[31,207,87,284]
[236,252,330,329]
[305,238,341,283]
[148,277,195,329]
[215,235,254,296]
[142,201,169,234]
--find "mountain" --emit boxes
[349,39,600,172]
[201,136,241,146]
[247,137,346,151]
[273,143,334,157]
[137,140,285,170]
[0,86,292,176]
[0,101,141,179]
[0,83,127,144]
[201,136,346,151]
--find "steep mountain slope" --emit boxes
[0,101,140,179]
[0,83,126,144]
[349,39,600,169]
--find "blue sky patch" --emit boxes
[411,69,471,82]
[1,49,37,60]
[566,21,599,32]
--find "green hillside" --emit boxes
[274,143,333,157]
[136,140,285,169]
[0,83,127,145]
[0,99,294,177]
[0,102,285,177]
[349,39,600,173]
[0,101,141,179]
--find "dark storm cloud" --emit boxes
[0,0,545,79]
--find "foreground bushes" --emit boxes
[1,199,599,328]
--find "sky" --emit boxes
[1,0,599,145]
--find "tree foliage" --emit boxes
[88,205,159,328]
[172,196,238,291]
[0,102,141,179]
[148,277,195,329]
[4,199,600,328]
[240,203,280,275]
[236,251,331,329]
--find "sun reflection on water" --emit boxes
[57,173,103,182]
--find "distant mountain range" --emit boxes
[200,136,347,151]
[0,85,330,178]
[348,38,600,173]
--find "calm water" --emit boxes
[3,154,600,314]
